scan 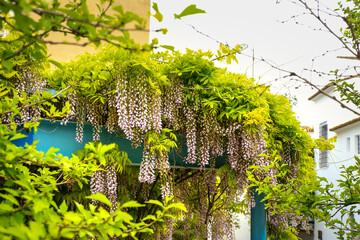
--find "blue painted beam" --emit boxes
[251,187,267,240]
[15,119,226,169]
[35,120,143,163]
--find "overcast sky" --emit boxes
[149,0,350,126]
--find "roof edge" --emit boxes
[330,117,360,131]
[308,83,335,101]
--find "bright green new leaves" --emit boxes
[160,45,175,51]
[174,4,206,19]
[146,128,178,154]
[215,43,242,64]
[86,193,112,207]
[0,0,209,75]
[151,2,163,22]
[121,201,145,208]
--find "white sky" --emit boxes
[149,0,352,126]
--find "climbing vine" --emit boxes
[41,46,315,238]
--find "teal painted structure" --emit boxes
[14,120,267,238]
[35,120,144,162]
[251,187,267,240]
[17,120,226,168]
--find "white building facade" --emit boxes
[309,84,360,240]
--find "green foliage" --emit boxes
[0,0,208,77]
[151,2,163,22]
[215,43,242,64]
[248,153,360,239]
[174,4,206,19]
[314,136,337,152]
[146,128,178,154]
[333,79,360,109]
[337,0,360,52]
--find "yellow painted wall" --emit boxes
[46,0,150,62]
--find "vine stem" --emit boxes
[182,84,265,91]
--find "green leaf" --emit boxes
[60,228,76,238]
[59,201,68,213]
[142,215,157,221]
[86,193,111,207]
[2,60,13,70]
[98,207,110,219]
[166,202,187,212]
[49,60,63,69]
[0,202,14,213]
[159,28,168,35]
[0,193,20,206]
[9,133,27,141]
[114,211,133,223]
[121,201,145,208]
[33,198,50,214]
[29,221,46,239]
[0,89,9,97]
[174,4,206,19]
[1,188,19,197]
[145,199,164,208]
[151,3,163,22]
[160,45,175,52]
[64,212,82,225]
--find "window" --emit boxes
[319,122,328,168]
[347,137,351,152]
[356,135,360,155]
[318,230,323,240]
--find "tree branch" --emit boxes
[297,0,358,57]
[260,58,360,116]
[32,8,149,33]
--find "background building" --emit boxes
[45,0,150,62]
[309,83,360,240]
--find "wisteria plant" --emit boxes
[44,46,316,239]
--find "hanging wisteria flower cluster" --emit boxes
[1,68,46,124]
[90,163,118,212]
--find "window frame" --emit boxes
[319,122,328,168]
[355,134,360,155]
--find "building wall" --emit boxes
[314,122,360,240]
[235,212,250,240]
[311,83,360,240]
[45,0,150,62]
[311,86,359,169]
